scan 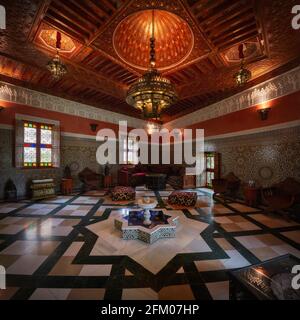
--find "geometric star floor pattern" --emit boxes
[0,186,299,300]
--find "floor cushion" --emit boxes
[168,191,197,207]
[111,186,136,201]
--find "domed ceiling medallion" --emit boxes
[113,9,194,71]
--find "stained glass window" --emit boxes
[41,129,52,144]
[40,148,52,166]
[23,122,53,168]
[24,147,37,167]
[24,123,37,143]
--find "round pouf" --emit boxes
[168,191,197,207]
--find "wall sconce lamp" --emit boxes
[90,123,98,132]
[0,106,4,112]
[258,108,270,121]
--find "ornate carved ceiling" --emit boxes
[113,9,195,71]
[0,0,299,122]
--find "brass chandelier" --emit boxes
[47,31,67,80]
[126,10,178,119]
[234,44,251,86]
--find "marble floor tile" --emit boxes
[158,284,195,300]
[214,216,261,232]
[55,205,93,217]
[249,247,280,261]
[0,202,26,213]
[25,218,77,237]
[0,224,25,234]
[215,238,235,251]
[176,267,185,273]
[49,256,83,276]
[41,196,74,204]
[228,203,259,213]
[234,235,266,249]
[248,213,299,228]
[63,242,84,257]
[212,204,234,214]
[0,254,20,268]
[0,287,19,300]
[83,190,107,197]
[18,204,59,216]
[235,234,300,261]
[281,230,300,244]
[29,288,71,300]
[67,288,106,300]
[7,255,47,275]
[122,288,158,300]
[79,264,112,276]
[0,216,38,227]
[195,249,250,271]
[71,197,101,205]
[1,240,60,256]
[125,269,133,276]
[206,281,229,300]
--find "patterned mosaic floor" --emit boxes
[0,186,300,300]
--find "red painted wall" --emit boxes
[186,90,300,137]
[0,100,135,135]
[1,89,300,138]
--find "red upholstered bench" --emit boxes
[111,186,136,201]
[168,191,197,207]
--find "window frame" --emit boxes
[123,136,139,165]
[205,153,215,188]
[22,121,54,169]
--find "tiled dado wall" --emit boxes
[204,125,300,187]
[0,128,120,199]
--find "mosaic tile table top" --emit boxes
[114,210,179,244]
[0,187,299,300]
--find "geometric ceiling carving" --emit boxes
[39,28,76,54]
[222,40,264,64]
[0,0,299,123]
[113,9,195,71]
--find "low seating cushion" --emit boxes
[168,191,197,207]
[111,186,136,201]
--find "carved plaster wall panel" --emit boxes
[205,126,300,187]
[0,81,146,129]
[165,66,300,130]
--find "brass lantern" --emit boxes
[46,31,67,80]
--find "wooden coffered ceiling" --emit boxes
[0,0,299,122]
